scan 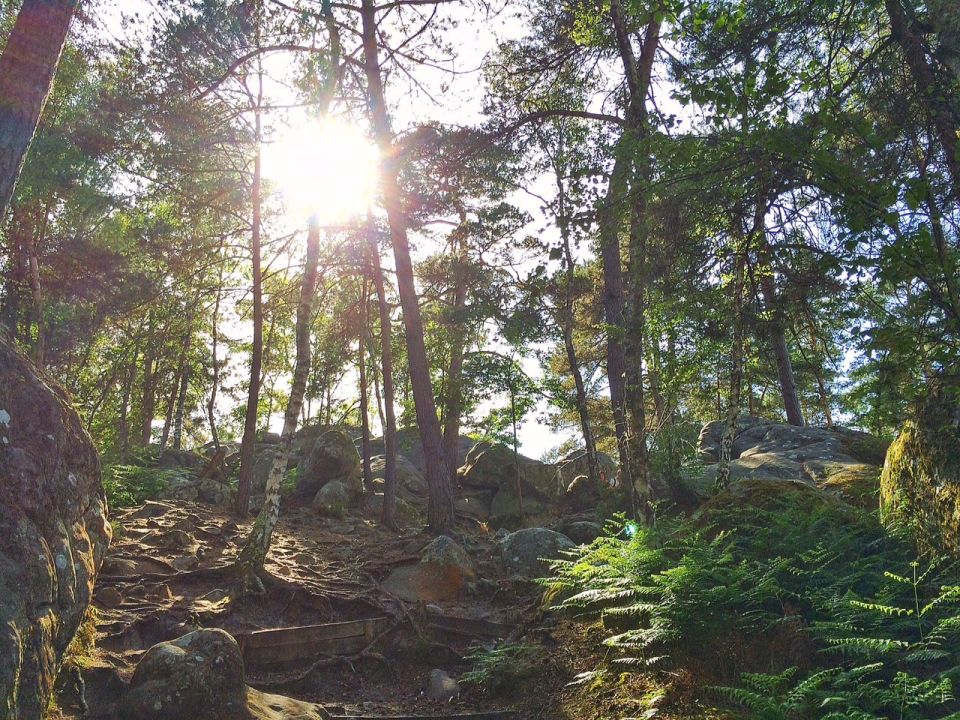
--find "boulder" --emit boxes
[369,454,427,496]
[499,528,575,578]
[555,450,617,489]
[881,382,960,555]
[489,486,550,529]
[156,449,206,472]
[312,480,351,517]
[296,428,361,497]
[459,442,560,500]
[694,418,883,501]
[0,337,111,719]
[556,520,604,545]
[382,535,475,602]
[364,492,421,526]
[369,429,474,475]
[119,629,329,720]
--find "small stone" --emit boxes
[426,669,460,701]
[95,586,124,608]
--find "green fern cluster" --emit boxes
[101,463,181,509]
[461,642,545,696]
[547,502,960,718]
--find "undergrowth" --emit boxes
[546,495,960,718]
[101,464,181,509]
[461,642,545,696]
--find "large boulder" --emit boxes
[499,528,575,578]
[555,450,617,489]
[369,453,427,497]
[694,417,884,503]
[460,442,559,502]
[120,629,329,720]
[881,382,960,555]
[0,338,111,719]
[369,429,474,475]
[296,428,361,497]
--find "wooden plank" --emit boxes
[425,614,513,639]
[237,617,389,666]
[328,713,517,720]
[239,617,388,649]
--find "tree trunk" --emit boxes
[236,216,321,584]
[442,228,468,480]
[360,0,453,532]
[358,282,374,493]
[367,220,399,528]
[0,0,80,217]
[118,351,137,462]
[158,366,180,451]
[716,247,746,490]
[207,259,224,450]
[140,340,155,447]
[172,331,191,451]
[236,81,265,517]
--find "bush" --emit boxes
[461,642,546,696]
[102,464,181,509]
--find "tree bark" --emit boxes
[716,247,746,490]
[236,72,265,517]
[358,281,374,493]
[366,219,399,528]
[359,0,453,532]
[207,259,224,450]
[172,330,191,451]
[236,216,321,583]
[0,0,80,218]
[442,218,469,480]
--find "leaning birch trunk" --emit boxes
[235,218,321,587]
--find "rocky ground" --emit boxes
[46,416,891,720]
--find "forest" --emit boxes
[0,0,959,718]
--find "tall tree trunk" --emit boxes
[716,245,746,490]
[358,281,374,493]
[236,68,265,517]
[236,216,321,584]
[598,150,633,491]
[118,351,137,462]
[158,366,180,451]
[140,333,155,447]
[886,0,960,204]
[360,0,453,532]
[367,220,399,528]
[607,3,661,521]
[558,206,599,485]
[172,331,191,451]
[25,211,45,365]
[442,222,468,480]
[0,0,80,217]
[207,258,224,450]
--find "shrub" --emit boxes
[101,464,181,509]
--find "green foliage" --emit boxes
[548,497,960,717]
[461,642,546,696]
[101,464,180,509]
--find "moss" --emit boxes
[880,381,960,556]
[822,464,880,511]
[62,606,98,669]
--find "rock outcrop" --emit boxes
[381,535,476,602]
[881,382,960,555]
[694,417,884,506]
[120,628,329,720]
[296,428,362,497]
[0,337,111,719]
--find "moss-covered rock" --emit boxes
[881,382,960,555]
[296,427,361,497]
[0,336,111,719]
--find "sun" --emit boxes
[264,118,379,225]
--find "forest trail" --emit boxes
[72,498,559,720]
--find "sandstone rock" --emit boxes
[382,535,475,602]
[459,442,560,499]
[455,494,491,521]
[297,428,361,497]
[489,486,550,529]
[694,418,883,502]
[499,528,575,577]
[555,450,617,489]
[171,555,199,572]
[0,337,111,718]
[369,454,427,496]
[369,429,474,475]
[426,669,460,701]
[95,586,123,608]
[156,448,206,472]
[556,520,604,545]
[120,628,330,720]
[364,492,421,525]
[312,480,351,517]
[881,382,960,555]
